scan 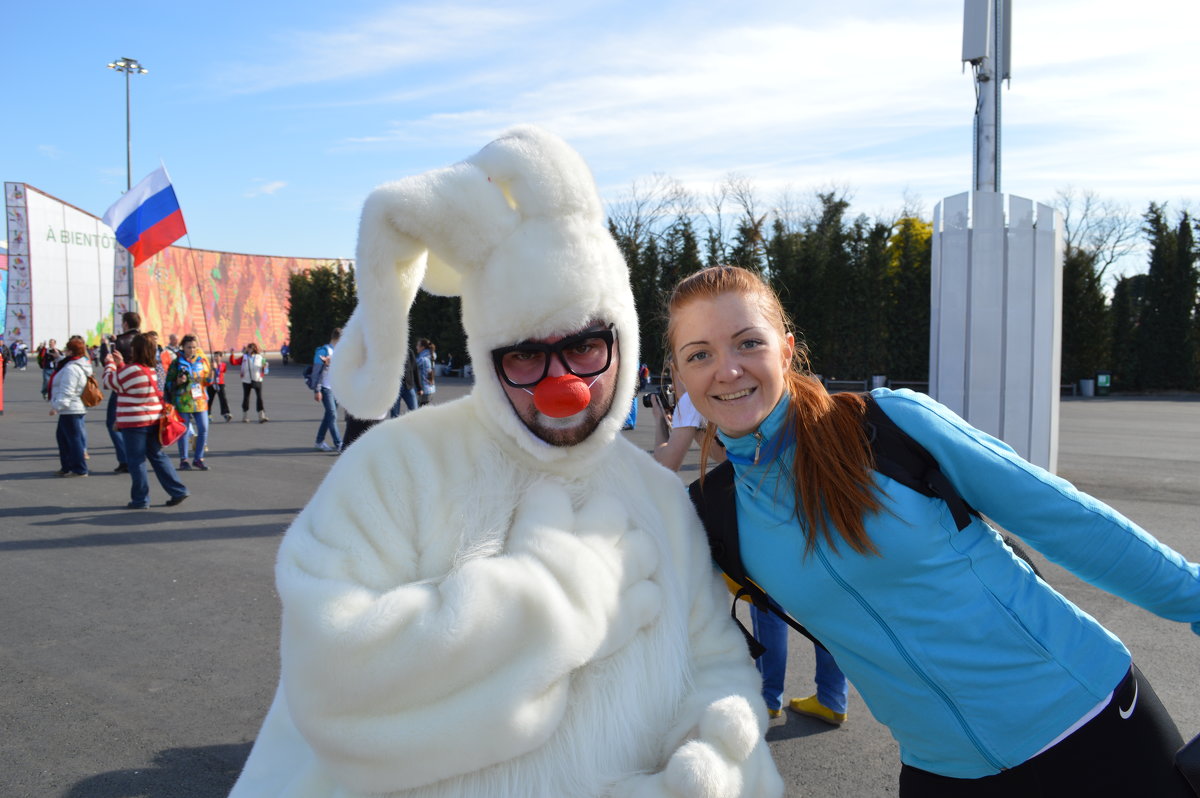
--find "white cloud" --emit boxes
[245,180,288,198]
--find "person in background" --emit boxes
[671,265,1199,796]
[207,351,232,422]
[388,346,420,418]
[239,342,270,423]
[142,331,169,392]
[312,329,342,451]
[40,338,62,398]
[103,334,189,510]
[415,337,436,407]
[166,334,212,471]
[106,312,141,474]
[48,335,93,477]
[280,341,290,366]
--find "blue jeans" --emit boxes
[752,602,849,713]
[106,392,127,465]
[316,388,341,447]
[814,642,849,714]
[122,424,188,507]
[751,603,789,711]
[56,413,88,475]
[389,386,418,418]
[177,410,209,461]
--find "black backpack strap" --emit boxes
[863,394,1043,577]
[689,464,829,656]
[863,394,977,532]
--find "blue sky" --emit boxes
[5,0,1197,277]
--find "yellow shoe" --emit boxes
[767,708,784,719]
[788,694,847,725]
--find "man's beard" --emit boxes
[516,389,615,447]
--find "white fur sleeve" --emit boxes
[614,486,785,798]
[276,474,661,794]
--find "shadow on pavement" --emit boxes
[64,742,251,798]
[0,522,290,551]
[766,715,847,743]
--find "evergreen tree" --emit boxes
[286,264,357,363]
[782,192,852,376]
[1136,205,1198,389]
[639,237,666,371]
[1110,273,1149,389]
[1060,246,1111,385]
[886,216,933,381]
[704,227,725,268]
[728,214,768,273]
[408,293,467,369]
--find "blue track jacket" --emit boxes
[720,388,1200,778]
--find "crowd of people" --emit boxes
[10,128,1199,798]
[15,315,451,503]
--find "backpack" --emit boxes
[303,363,323,391]
[688,392,1041,658]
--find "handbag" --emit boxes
[1178,732,1200,795]
[81,374,104,407]
[159,404,187,446]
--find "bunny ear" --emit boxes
[469,125,604,222]
[330,199,428,419]
[331,161,516,418]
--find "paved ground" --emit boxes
[1,362,1197,797]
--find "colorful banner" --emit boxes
[135,246,349,353]
[4,182,33,346]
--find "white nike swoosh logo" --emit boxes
[1119,680,1138,719]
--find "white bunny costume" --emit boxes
[230,127,784,798]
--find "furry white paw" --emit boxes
[662,740,739,798]
[698,696,760,763]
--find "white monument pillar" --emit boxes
[931,192,1063,472]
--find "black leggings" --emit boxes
[241,381,264,413]
[899,665,1191,797]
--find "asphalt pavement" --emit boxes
[1,361,1197,797]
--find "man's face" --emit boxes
[496,322,620,448]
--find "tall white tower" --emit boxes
[930,0,1065,472]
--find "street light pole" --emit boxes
[106,57,148,192]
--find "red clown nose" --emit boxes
[533,375,592,418]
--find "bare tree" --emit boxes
[607,173,690,248]
[1055,187,1139,281]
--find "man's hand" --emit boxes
[313,390,322,402]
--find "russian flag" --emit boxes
[101,165,188,265]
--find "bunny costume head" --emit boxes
[332,126,638,465]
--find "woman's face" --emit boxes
[183,340,198,359]
[670,291,794,438]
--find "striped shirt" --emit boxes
[103,364,164,429]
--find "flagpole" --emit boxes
[184,238,216,354]
[107,58,147,191]
[107,58,147,315]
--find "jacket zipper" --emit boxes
[814,545,1008,772]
